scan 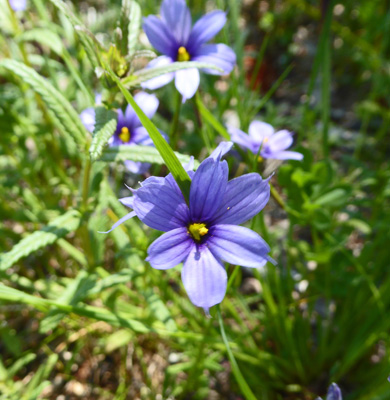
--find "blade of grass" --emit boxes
[105,66,192,202]
[217,305,258,400]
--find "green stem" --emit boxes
[81,157,92,210]
[217,306,257,400]
[170,91,182,150]
[192,93,212,153]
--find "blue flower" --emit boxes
[317,383,343,400]
[142,0,236,101]
[105,142,274,312]
[9,0,27,11]
[229,120,304,161]
[80,92,161,174]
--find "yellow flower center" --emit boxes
[188,223,209,241]
[263,136,269,144]
[177,46,190,62]
[119,126,130,143]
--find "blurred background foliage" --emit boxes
[0,0,390,399]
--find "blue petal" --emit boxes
[146,227,193,269]
[174,68,200,101]
[267,130,293,152]
[188,10,226,51]
[161,0,192,45]
[9,0,26,11]
[192,43,236,75]
[124,160,151,175]
[119,197,134,208]
[212,173,270,225]
[133,183,190,231]
[99,211,136,234]
[182,246,227,308]
[208,225,272,268]
[263,150,303,161]
[143,16,177,57]
[209,141,233,160]
[228,126,258,153]
[248,120,274,143]
[189,157,228,222]
[326,384,342,400]
[79,108,96,133]
[141,56,175,90]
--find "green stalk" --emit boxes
[170,91,182,150]
[217,305,258,400]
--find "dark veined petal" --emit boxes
[174,68,200,101]
[208,224,273,268]
[161,0,192,45]
[133,183,190,231]
[146,227,193,269]
[181,246,227,308]
[190,157,228,222]
[188,10,226,51]
[99,211,136,234]
[212,173,270,225]
[267,130,293,152]
[141,56,175,90]
[143,15,177,57]
[192,43,236,75]
[228,126,258,153]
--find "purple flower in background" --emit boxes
[80,92,161,174]
[317,383,342,400]
[104,142,274,312]
[9,0,27,11]
[229,120,303,161]
[142,0,236,101]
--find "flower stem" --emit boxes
[216,305,257,400]
[192,92,212,153]
[170,91,182,149]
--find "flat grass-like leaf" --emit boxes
[123,61,223,87]
[101,145,199,168]
[0,210,81,271]
[106,66,192,201]
[0,59,87,147]
[89,107,117,161]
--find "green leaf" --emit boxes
[105,66,192,201]
[0,59,87,147]
[126,0,141,57]
[18,28,64,55]
[195,92,230,140]
[89,107,117,161]
[101,145,199,167]
[0,210,81,271]
[48,0,101,68]
[122,61,223,88]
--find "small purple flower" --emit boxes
[80,92,160,174]
[9,0,27,11]
[228,120,303,161]
[105,142,274,312]
[142,0,236,101]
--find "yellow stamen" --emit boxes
[119,126,130,143]
[177,46,190,62]
[257,155,264,162]
[263,136,269,144]
[188,223,209,241]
